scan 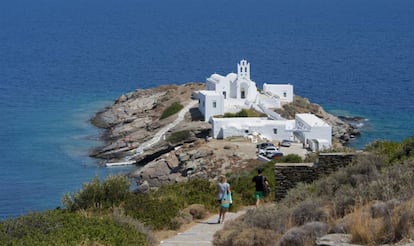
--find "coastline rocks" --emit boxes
[276,96,360,146]
[90,82,361,189]
[89,83,209,162]
[132,140,257,192]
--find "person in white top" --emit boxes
[216,175,231,224]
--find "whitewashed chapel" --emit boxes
[196,60,332,151]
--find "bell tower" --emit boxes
[237,59,250,80]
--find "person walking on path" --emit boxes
[216,175,231,224]
[252,168,269,208]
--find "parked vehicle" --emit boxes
[267,152,284,159]
[259,146,279,156]
[256,142,274,150]
[280,140,292,147]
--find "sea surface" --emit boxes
[1,0,413,220]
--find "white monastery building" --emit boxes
[196,60,332,151]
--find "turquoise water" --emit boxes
[1,0,413,219]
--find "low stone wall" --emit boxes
[274,153,357,201]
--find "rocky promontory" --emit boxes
[90,83,360,190]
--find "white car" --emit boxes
[258,146,279,156]
[280,140,291,147]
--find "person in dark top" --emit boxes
[252,168,268,208]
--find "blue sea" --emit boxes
[1,0,413,220]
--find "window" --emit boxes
[273,128,278,134]
[213,101,217,108]
[245,130,249,134]
[241,90,245,99]
[283,92,287,97]
[223,91,226,99]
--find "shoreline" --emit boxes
[88,83,361,189]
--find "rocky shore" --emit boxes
[89,83,361,191]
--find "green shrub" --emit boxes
[227,162,276,206]
[166,130,191,144]
[160,102,183,120]
[278,154,303,163]
[395,135,414,161]
[102,175,130,207]
[124,194,181,230]
[365,140,401,162]
[62,176,102,211]
[62,175,130,211]
[155,179,217,210]
[223,109,261,118]
[0,210,147,245]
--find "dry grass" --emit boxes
[391,198,414,242]
[348,205,383,245]
[213,219,281,246]
[345,198,414,245]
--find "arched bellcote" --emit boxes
[237,59,250,80]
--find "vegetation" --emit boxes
[160,101,183,120]
[274,96,321,120]
[0,210,149,245]
[166,130,191,144]
[223,108,264,118]
[277,153,303,163]
[214,135,414,245]
[62,175,130,211]
[3,135,414,245]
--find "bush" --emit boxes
[0,210,148,245]
[232,227,280,246]
[184,204,208,220]
[160,102,183,120]
[283,182,317,208]
[279,222,329,246]
[278,154,303,163]
[227,162,276,206]
[166,130,191,144]
[223,109,262,118]
[278,227,307,246]
[102,175,130,207]
[124,194,181,230]
[365,140,401,163]
[223,110,246,117]
[62,176,102,211]
[62,175,130,211]
[290,200,328,226]
[243,204,292,232]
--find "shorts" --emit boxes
[254,191,264,200]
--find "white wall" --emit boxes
[204,94,224,122]
[263,83,294,103]
[211,117,293,140]
[295,114,332,150]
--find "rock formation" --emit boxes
[89,83,361,191]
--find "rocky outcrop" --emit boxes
[131,140,259,191]
[90,83,361,190]
[275,96,361,146]
[89,83,211,163]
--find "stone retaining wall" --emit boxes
[274,153,357,201]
